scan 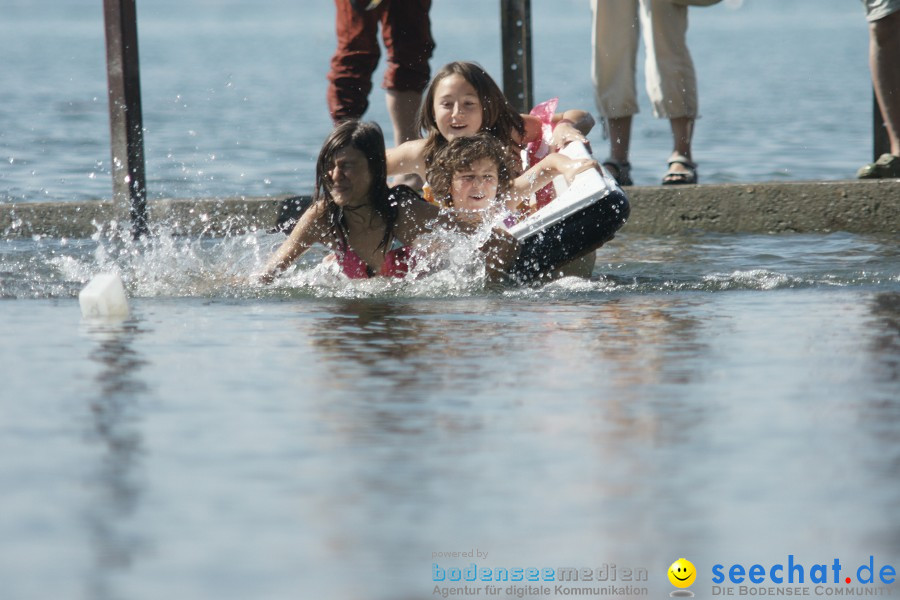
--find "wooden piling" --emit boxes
[500,0,533,114]
[103,0,148,238]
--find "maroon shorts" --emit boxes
[327,0,435,122]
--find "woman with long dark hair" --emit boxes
[258,120,518,282]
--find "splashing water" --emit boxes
[2,219,505,301]
[1,225,897,302]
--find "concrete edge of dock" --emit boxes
[2,179,898,239]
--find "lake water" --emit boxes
[0,0,878,203]
[2,227,899,599]
[2,1,900,600]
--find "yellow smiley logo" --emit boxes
[668,558,697,588]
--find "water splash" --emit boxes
[2,220,498,300]
[1,227,896,301]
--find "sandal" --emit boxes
[857,153,900,179]
[662,153,698,185]
[601,159,633,186]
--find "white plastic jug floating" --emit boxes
[79,273,130,318]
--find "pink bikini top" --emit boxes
[335,241,414,279]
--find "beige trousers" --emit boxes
[591,0,698,120]
[863,0,900,21]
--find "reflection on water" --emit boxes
[306,298,533,406]
[859,293,900,554]
[309,300,436,398]
[294,294,723,578]
[583,297,707,390]
[80,317,150,600]
[868,292,900,389]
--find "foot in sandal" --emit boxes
[662,153,697,185]
[857,153,900,179]
[601,159,633,186]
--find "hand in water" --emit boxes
[479,228,520,283]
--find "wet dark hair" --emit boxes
[426,133,518,208]
[417,61,526,170]
[316,120,416,252]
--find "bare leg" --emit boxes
[603,116,634,185]
[871,11,900,156]
[669,117,694,166]
[666,116,695,178]
[385,89,422,146]
[670,116,694,158]
[607,116,632,164]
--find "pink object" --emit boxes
[335,242,413,279]
[524,97,559,210]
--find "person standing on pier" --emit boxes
[857,0,900,179]
[327,0,434,157]
[589,0,700,186]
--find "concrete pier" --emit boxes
[2,179,898,239]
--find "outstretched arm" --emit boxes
[386,139,429,178]
[257,201,327,283]
[478,227,521,283]
[509,153,599,210]
[521,109,595,148]
[550,110,595,150]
